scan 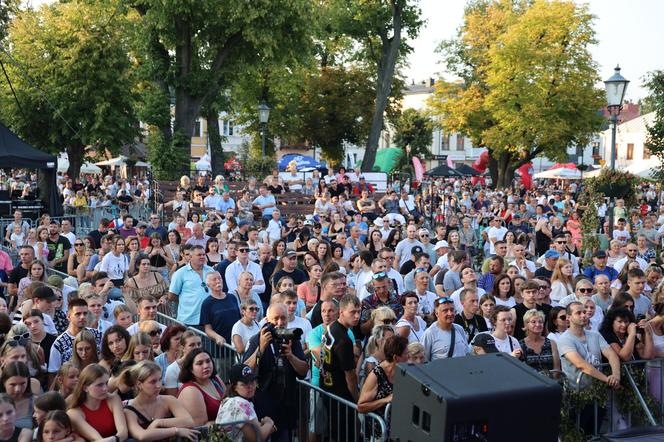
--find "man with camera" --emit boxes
[244,303,308,442]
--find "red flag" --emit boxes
[447,157,455,168]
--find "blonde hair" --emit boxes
[119,360,162,391]
[522,309,545,332]
[371,306,397,324]
[365,324,396,356]
[71,330,99,369]
[113,304,132,318]
[122,332,153,361]
[77,283,94,299]
[138,320,161,334]
[407,342,425,358]
[51,361,78,394]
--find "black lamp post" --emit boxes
[258,101,270,157]
[603,65,629,237]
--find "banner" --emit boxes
[412,156,424,182]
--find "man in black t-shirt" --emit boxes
[46,221,71,274]
[321,294,361,440]
[271,250,307,286]
[453,288,487,343]
[8,245,33,309]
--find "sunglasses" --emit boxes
[415,268,428,274]
[435,297,454,306]
[147,330,161,337]
[246,307,260,312]
[201,282,209,293]
[578,288,593,293]
[381,319,397,325]
[74,243,84,246]
[555,241,566,244]
[6,338,29,348]
[372,271,387,279]
[12,332,30,341]
[558,315,567,321]
[238,248,249,253]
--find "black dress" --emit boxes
[519,338,555,373]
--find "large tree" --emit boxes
[644,71,664,182]
[0,0,138,178]
[328,0,423,172]
[129,0,314,176]
[429,0,604,188]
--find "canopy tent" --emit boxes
[424,164,463,178]
[95,155,150,168]
[624,158,662,180]
[278,154,325,172]
[533,163,600,180]
[372,148,403,173]
[454,163,482,176]
[0,120,62,215]
[57,153,102,174]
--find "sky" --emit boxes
[405,0,664,101]
[28,0,664,100]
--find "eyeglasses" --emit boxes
[238,248,249,253]
[577,288,593,293]
[201,282,209,293]
[420,234,429,237]
[246,307,260,312]
[147,330,161,337]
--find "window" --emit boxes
[626,143,634,160]
[192,119,201,138]
[222,120,234,137]
[456,135,465,151]
[644,145,652,159]
[591,142,600,157]
[441,133,450,151]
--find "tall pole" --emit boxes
[608,114,618,238]
[261,123,267,157]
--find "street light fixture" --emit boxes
[258,101,270,157]
[603,65,629,237]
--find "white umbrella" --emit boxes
[533,167,582,180]
[95,155,127,167]
[58,153,102,174]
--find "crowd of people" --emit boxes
[0,166,662,440]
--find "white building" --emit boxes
[600,111,656,169]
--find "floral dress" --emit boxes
[215,396,258,442]
[369,365,393,436]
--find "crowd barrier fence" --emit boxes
[180,420,263,442]
[569,358,663,439]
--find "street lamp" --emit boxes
[603,65,629,237]
[258,101,270,157]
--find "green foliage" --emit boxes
[0,0,18,40]
[644,70,664,181]
[393,108,433,173]
[577,182,601,264]
[429,0,604,187]
[237,141,274,180]
[587,168,638,209]
[0,0,138,177]
[148,128,189,180]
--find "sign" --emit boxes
[432,155,448,160]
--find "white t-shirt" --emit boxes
[231,320,260,352]
[99,253,129,280]
[126,322,166,336]
[487,226,508,254]
[289,316,313,345]
[492,333,521,354]
[451,287,486,314]
[396,316,427,343]
[164,361,182,390]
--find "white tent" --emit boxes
[95,155,150,168]
[57,153,102,174]
[533,167,582,180]
[624,158,662,179]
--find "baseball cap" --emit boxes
[471,332,499,353]
[238,220,250,227]
[434,240,449,251]
[47,275,64,289]
[544,250,560,259]
[228,364,257,384]
[411,245,423,255]
[512,213,521,219]
[33,286,57,302]
[136,222,148,228]
[284,250,297,258]
[593,250,607,258]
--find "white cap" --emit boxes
[434,240,449,251]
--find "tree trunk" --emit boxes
[361,3,403,173]
[488,150,516,189]
[204,109,225,177]
[66,144,84,180]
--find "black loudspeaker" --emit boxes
[390,353,562,442]
[600,427,664,441]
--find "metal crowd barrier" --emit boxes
[571,358,664,438]
[155,311,241,382]
[295,379,388,442]
[182,421,263,442]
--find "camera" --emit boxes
[265,323,303,351]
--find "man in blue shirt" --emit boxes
[145,213,168,241]
[583,250,619,283]
[217,191,236,213]
[252,185,276,221]
[168,245,215,326]
[200,271,241,345]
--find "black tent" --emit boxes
[454,163,483,177]
[0,121,62,216]
[424,164,463,178]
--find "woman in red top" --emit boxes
[66,364,128,442]
[178,349,226,426]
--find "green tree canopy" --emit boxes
[644,70,664,181]
[392,108,433,172]
[0,0,138,178]
[429,0,604,187]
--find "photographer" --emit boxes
[243,303,308,442]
